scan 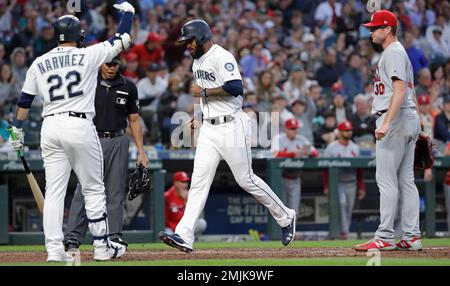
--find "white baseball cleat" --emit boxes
[47,251,75,263]
[396,236,423,251]
[94,240,126,261]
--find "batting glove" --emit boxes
[10,126,24,151]
[113,1,135,14]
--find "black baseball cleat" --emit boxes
[281,213,296,246]
[159,231,193,253]
[111,237,129,249]
[64,238,80,252]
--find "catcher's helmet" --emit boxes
[177,19,212,45]
[128,165,151,201]
[54,15,85,43]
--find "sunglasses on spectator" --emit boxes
[105,62,119,67]
[369,26,387,32]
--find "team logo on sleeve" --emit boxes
[225,62,234,72]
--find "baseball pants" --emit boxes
[64,134,129,243]
[374,108,421,243]
[445,183,450,233]
[338,182,357,235]
[282,177,301,216]
[175,110,295,247]
[41,115,108,256]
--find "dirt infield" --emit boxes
[1,247,449,263]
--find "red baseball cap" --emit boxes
[417,94,430,105]
[173,171,190,182]
[147,32,165,42]
[338,121,353,131]
[125,52,138,62]
[363,10,398,27]
[285,118,300,129]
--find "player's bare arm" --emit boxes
[128,113,148,167]
[375,78,406,140]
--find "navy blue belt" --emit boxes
[45,111,87,119]
[97,129,125,139]
[376,109,387,117]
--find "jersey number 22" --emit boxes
[47,71,83,101]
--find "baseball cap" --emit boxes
[173,171,190,182]
[285,118,300,129]
[125,52,138,62]
[147,32,165,42]
[291,64,304,73]
[147,62,160,72]
[291,99,306,107]
[363,10,398,27]
[107,55,121,65]
[302,33,315,43]
[338,121,353,131]
[417,94,430,105]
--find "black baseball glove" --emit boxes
[414,135,434,170]
[128,164,151,201]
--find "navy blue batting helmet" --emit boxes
[177,19,212,45]
[54,15,85,43]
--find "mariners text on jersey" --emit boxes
[36,54,85,75]
[195,69,216,82]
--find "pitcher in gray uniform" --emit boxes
[355,10,423,251]
[63,56,148,251]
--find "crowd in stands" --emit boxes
[0,0,449,154]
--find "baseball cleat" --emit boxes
[159,231,193,253]
[355,238,396,251]
[396,236,423,251]
[94,240,126,261]
[111,237,129,249]
[64,238,80,252]
[47,251,75,263]
[281,211,296,246]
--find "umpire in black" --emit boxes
[63,55,149,250]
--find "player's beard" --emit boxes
[192,45,206,59]
[341,134,351,141]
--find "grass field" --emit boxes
[1,239,449,266]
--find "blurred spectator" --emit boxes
[340,53,364,102]
[0,63,20,112]
[404,30,429,81]
[426,14,450,63]
[0,0,17,46]
[137,63,168,143]
[322,120,365,240]
[291,96,316,144]
[122,52,142,84]
[271,118,318,216]
[300,33,323,77]
[417,94,436,139]
[314,0,342,28]
[164,171,207,237]
[255,70,282,112]
[158,75,183,146]
[33,22,56,57]
[10,47,27,85]
[283,64,309,105]
[239,42,267,81]
[328,82,352,123]
[347,94,376,146]
[315,48,344,93]
[177,77,198,115]
[314,111,337,148]
[434,93,450,153]
[0,109,12,152]
[415,67,432,96]
[130,31,165,70]
[0,42,6,65]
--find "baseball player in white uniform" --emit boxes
[323,121,366,240]
[270,118,318,217]
[159,19,296,252]
[356,10,423,251]
[10,2,136,262]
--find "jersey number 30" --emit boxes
[374,82,385,96]
[47,71,83,101]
